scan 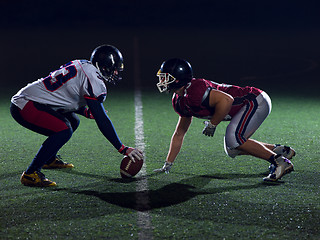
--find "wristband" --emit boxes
[118,144,128,154]
[208,122,216,128]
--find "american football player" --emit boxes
[154,58,295,182]
[10,44,143,187]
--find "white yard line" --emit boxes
[133,36,154,240]
[134,89,153,240]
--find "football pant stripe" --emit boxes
[235,98,258,145]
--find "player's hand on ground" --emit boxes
[153,161,173,174]
[202,121,216,137]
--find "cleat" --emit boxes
[42,155,74,169]
[273,144,296,159]
[21,171,56,187]
[269,145,295,175]
[263,156,294,182]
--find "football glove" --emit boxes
[118,145,143,162]
[202,121,216,137]
[82,107,108,119]
[153,161,173,174]
[83,107,94,119]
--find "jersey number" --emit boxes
[43,64,77,92]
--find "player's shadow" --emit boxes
[64,174,273,212]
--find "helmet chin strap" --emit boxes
[95,62,101,72]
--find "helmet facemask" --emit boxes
[96,62,124,85]
[156,58,193,93]
[156,71,178,93]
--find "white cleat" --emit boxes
[273,145,296,159]
[263,156,294,182]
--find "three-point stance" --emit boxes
[11,45,143,187]
[154,58,294,182]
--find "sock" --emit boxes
[26,128,72,173]
[268,154,281,165]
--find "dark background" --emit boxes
[1,0,320,96]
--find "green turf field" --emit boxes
[0,90,319,239]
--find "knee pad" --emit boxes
[224,137,241,158]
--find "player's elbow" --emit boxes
[173,129,187,141]
[226,94,234,104]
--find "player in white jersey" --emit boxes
[10,45,143,187]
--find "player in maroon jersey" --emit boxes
[154,58,295,182]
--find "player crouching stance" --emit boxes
[154,58,294,182]
[10,45,143,187]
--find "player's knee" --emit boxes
[58,128,73,143]
[71,118,80,132]
[224,146,241,158]
[224,137,241,158]
[69,113,80,132]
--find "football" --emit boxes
[120,156,143,178]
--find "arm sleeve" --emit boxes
[85,98,122,150]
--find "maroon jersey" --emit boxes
[172,78,263,119]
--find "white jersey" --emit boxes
[11,60,107,112]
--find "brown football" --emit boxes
[120,156,143,178]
